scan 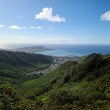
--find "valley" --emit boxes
[1,0,110,109]
[0,50,110,110]
[27,56,79,75]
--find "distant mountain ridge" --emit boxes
[10,46,53,53]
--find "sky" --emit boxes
[0,0,110,48]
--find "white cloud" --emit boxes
[22,27,26,29]
[36,26,42,29]
[100,10,110,21]
[0,24,5,28]
[10,25,22,30]
[35,7,65,22]
[30,26,35,29]
[10,25,26,30]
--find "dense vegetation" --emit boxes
[0,82,35,110]
[0,53,110,110]
[0,50,53,66]
[0,50,53,84]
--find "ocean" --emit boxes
[37,44,110,57]
[1,44,110,57]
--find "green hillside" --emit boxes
[0,53,110,110]
[79,53,100,62]
[0,50,53,66]
[0,50,53,84]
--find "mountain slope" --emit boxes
[0,50,53,66]
[18,54,110,110]
[0,53,110,110]
[0,50,53,82]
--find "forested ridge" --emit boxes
[0,50,53,66]
[0,50,53,83]
[0,53,110,110]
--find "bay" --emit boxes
[37,44,110,57]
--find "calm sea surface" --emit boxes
[37,45,110,57]
[2,44,110,57]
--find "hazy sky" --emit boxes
[0,0,110,46]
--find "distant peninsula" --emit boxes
[10,46,53,53]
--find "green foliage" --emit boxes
[0,50,53,85]
[0,50,53,66]
[0,82,35,110]
[0,53,110,110]
[35,54,110,110]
